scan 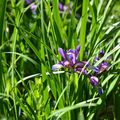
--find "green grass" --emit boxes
[0,0,120,119]
[0,0,7,92]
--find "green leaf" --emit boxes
[107,75,119,95]
[0,0,7,92]
[80,0,88,60]
[48,97,98,119]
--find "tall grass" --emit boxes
[0,0,120,119]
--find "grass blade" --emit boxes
[80,0,88,60]
[0,0,7,91]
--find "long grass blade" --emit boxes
[80,0,88,60]
[0,0,7,92]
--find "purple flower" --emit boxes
[52,64,63,71]
[93,50,109,75]
[30,3,37,14]
[59,3,64,11]
[89,76,104,94]
[58,45,80,67]
[94,57,99,62]
[52,47,106,94]
[74,61,89,75]
[93,61,109,75]
[99,61,109,73]
[52,45,89,74]
[89,76,99,86]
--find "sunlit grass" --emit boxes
[0,0,120,119]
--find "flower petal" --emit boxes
[94,57,99,62]
[99,61,109,73]
[89,76,99,86]
[74,67,88,75]
[52,64,63,71]
[63,61,71,68]
[59,60,72,68]
[67,49,75,53]
[59,3,64,11]
[75,62,85,68]
[66,52,76,65]
[88,65,100,73]
[58,48,67,59]
[98,87,104,95]
[75,61,89,68]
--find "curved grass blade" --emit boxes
[48,97,98,119]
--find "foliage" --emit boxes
[0,0,120,119]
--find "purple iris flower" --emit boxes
[52,45,88,75]
[89,76,99,86]
[52,47,106,94]
[59,3,64,11]
[94,61,109,75]
[93,50,109,75]
[100,61,108,71]
[52,45,80,69]
[89,75,104,94]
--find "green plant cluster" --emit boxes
[0,0,120,119]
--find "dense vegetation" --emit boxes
[0,0,120,119]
